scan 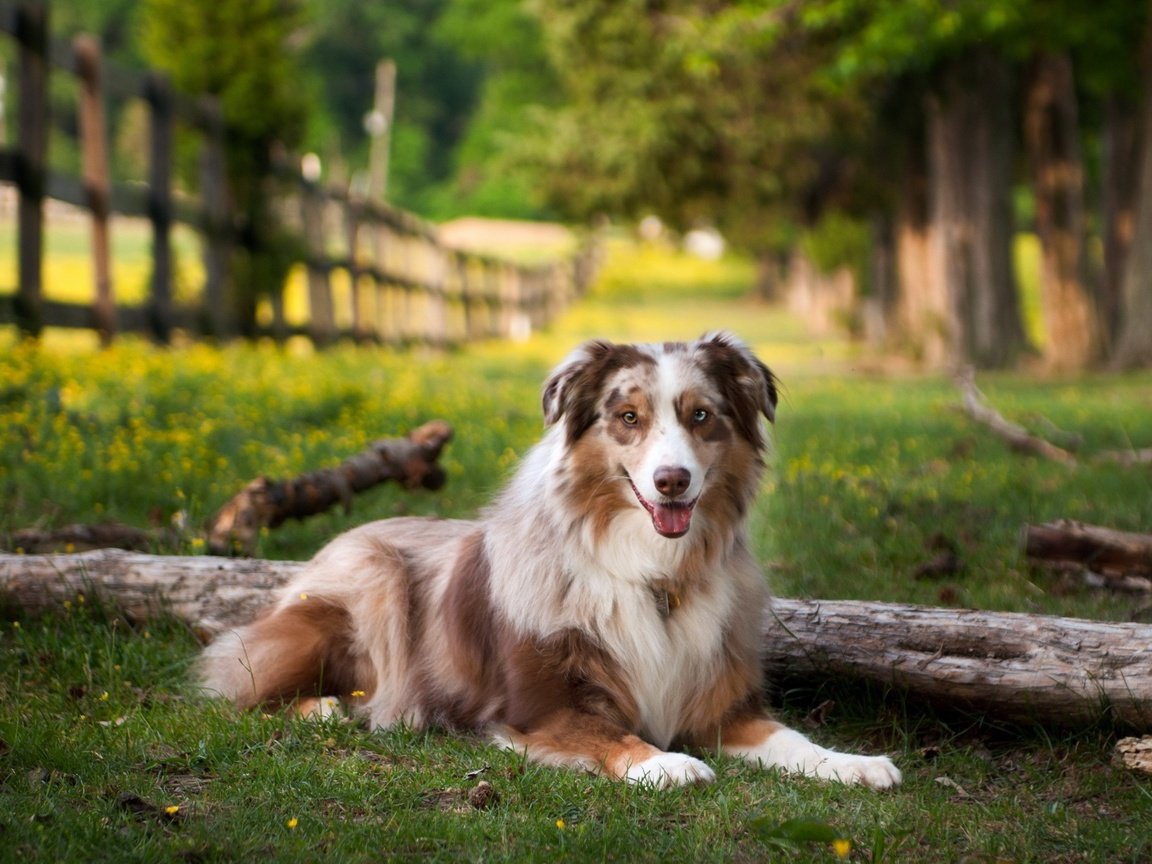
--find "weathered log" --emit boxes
[765,599,1152,728]
[2,548,1150,729]
[1024,520,1152,593]
[10,522,160,554]
[1023,520,1152,578]
[206,420,452,556]
[0,548,301,639]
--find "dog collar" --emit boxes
[653,588,682,619]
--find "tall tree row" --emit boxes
[523,0,1152,370]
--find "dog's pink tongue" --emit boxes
[652,503,693,537]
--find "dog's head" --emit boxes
[541,331,777,539]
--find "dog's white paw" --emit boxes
[731,728,902,791]
[625,752,716,788]
[814,752,902,790]
[296,696,344,721]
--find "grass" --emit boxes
[2,233,1152,861]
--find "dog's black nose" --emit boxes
[653,466,691,498]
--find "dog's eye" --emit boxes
[620,411,639,426]
[693,409,710,424]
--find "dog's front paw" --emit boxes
[625,752,716,789]
[818,752,902,790]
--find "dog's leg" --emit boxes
[711,713,901,790]
[494,709,716,789]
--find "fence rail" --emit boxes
[0,0,597,346]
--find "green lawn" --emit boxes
[1,237,1151,862]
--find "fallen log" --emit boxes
[10,522,161,554]
[2,548,1150,729]
[764,599,1152,728]
[1023,520,1152,579]
[206,420,453,556]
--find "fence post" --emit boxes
[74,34,115,345]
[300,178,335,345]
[199,96,232,340]
[145,71,173,344]
[343,196,365,340]
[15,0,47,338]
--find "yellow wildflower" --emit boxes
[165,805,180,815]
[555,819,565,830]
[287,817,299,829]
[99,691,109,702]
[833,838,851,859]
[350,690,366,698]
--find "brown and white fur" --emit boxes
[198,331,900,790]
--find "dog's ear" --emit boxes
[541,339,615,427]
[697,331,779,442]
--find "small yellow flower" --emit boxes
[165,805,180,815]
[555,819,565,830]
[99,691,109,702]
[287,817,299,829]
[350,690,366,698]
[833,838,851,859]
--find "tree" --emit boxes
[1111,1,1152,368]
[140,0,308,335]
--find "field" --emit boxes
[2,235,1151,862]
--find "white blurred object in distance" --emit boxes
[509,312,532,342]
[364,109,388,137]
[684,227,725,260]
[638,215,664,242]
[301,152,322,183]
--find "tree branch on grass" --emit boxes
[2,422,453,557]
[2,548,1149,730]
[956,370,1152,466]
[207,419,453,556]
[955,368,1078,464]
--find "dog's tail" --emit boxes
[196,595,368,709]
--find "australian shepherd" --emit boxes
[198,331,900,790]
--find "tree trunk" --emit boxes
[1024,51,1101,371]
[895,159,951,365]
[2,549,1149,729]
[1112,5,1152,368]
[927,50,1029,369]
[1100,95,1138,347]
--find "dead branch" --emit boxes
[1,548,1149,730]
[956,370,1152,466]
[206,420,453,555]
[955,368,1077,464]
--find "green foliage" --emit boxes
[139,0,309,325]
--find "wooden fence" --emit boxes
[0,0,597,346]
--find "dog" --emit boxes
[198,331,900,790]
